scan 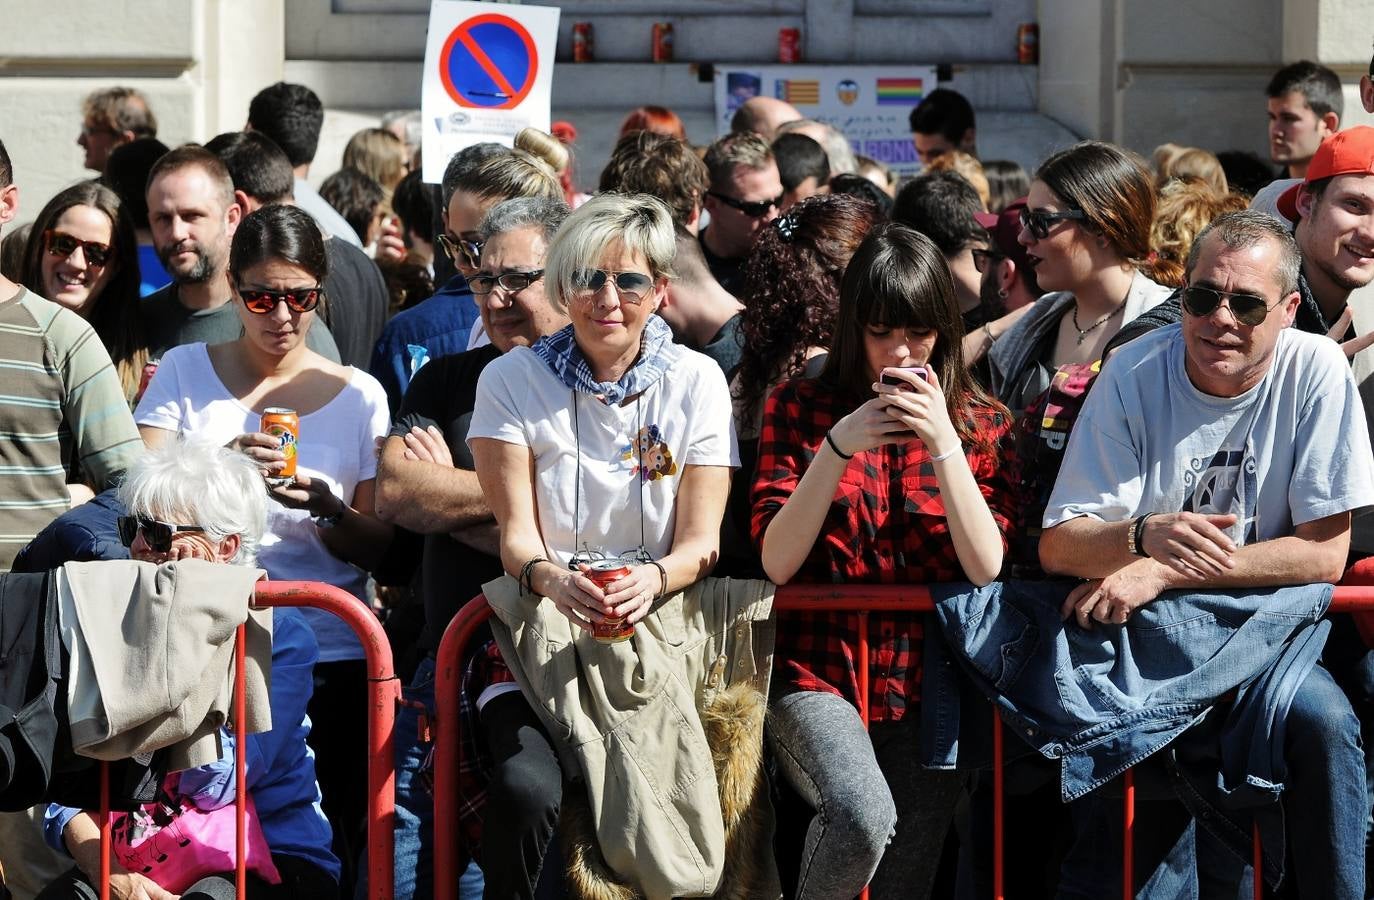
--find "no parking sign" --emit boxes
[421,1,560,183]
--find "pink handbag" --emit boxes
[108,773,282,892]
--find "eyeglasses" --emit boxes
[707,191,784,218]
[1180,285,1283,327]
[79,124,118,138]
[237,286,323,315]
[43,230,112,269]
[436,232,484,268]
[970,247,1005,274]
[467,269,544,295]
[1018,207,1089,240]
[117,516,206,553]
[571,269,656,303]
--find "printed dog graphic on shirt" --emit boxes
[621,424,677,482]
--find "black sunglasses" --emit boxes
[571,269,656,303]
[467,269,544,295]
[117,516,206,552]
[437,233,484,268]
[1181,285,1283,327]
[707,190,784,218]
[1018,207,1088,240]
[970,247,1005,274]
[44,229,112,269]
[238,286,322,315]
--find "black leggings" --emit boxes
[36,854,337,900]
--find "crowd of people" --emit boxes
[0,46,1373,900]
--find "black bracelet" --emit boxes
[519,555,547,595]
[1131,514,1155,558]
[649,560,668,598]
[825,429,854,460]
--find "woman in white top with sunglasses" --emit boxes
[134,204,391,869]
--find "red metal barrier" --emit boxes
[97,581,400,900]
[433,583,1374,900]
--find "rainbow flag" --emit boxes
[876,77,924,106]
[775,79,820,105]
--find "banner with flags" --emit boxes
[714,64,940,178]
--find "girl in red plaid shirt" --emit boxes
[752,224,1017,900]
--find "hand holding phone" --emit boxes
[879,366,929,391]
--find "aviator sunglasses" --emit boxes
[1180,285,1284,327]
[237,285,323,315]
[43,229,112,269]
[1018,207,1088,240]
[117,516,206,552]
[707,191,784,218]
[571,269,656,303]
[436,232,485,269]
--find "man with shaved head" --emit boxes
[730,96,803,142]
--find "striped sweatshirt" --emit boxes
[0,288,143,570]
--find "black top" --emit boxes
[141,284,341,362]
[698,229,746,299]
[321,238,389,370]
[390,343,504,651]
[699,313,745,382]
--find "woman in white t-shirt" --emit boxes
[134,203,392,873]
[468,193,737,895]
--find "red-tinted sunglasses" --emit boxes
[237,286,323,315]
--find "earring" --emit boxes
[997,288,1008,299]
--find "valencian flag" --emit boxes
[776,79,821,105]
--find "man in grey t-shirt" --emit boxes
[1040,210,1374,897]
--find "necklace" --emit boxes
[1070,301,1125,344]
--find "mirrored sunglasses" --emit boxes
[116,516,206,552]
[437,233,485,268]
[238,286,323,315]
[44,229,112,269]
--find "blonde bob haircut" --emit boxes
[543,192,676,313]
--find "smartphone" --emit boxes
[880,366,928,390]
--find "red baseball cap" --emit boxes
[1277,126,1374,220]
[973,197,1033,274]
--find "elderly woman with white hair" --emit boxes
[39,438,339,900]
[467,192,737,896]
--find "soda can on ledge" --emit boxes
[586,559,636,643]
[778,27,801,64]
[572,22,594,63]
[652,22,674,63]
[261,407,299,486]
[1017,23,1039,65]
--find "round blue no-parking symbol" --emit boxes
[440,14,539,110]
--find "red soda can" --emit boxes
[1017,23,1039,65]
[778,27,801,64]
[587,560,635,643]
[261,407,299,486]
[652,22,674,63]
[572,22,594,63]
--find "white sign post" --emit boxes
[714,65,940,179]
[421,0,561,183]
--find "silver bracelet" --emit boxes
[929,445,961,463]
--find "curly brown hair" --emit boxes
[734,193,882,434]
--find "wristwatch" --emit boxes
[315,497,345,529]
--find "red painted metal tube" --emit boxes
[235,623,248,900]
[1123,767,1135,900]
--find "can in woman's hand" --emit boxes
[586,560,636,643]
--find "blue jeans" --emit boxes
[1058,664,1366,899]
[378,656,485,900]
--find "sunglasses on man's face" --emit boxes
[238,286,323,315]
[44,229,112,269]
[467,269,544,295]
[1018,207,1088,240]
[707,191,784,218]
[570,269,656,303]
[970,247,1005,274]
[117,516,206,553]
[1180,285,1283,327]
[436,233,485,268]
